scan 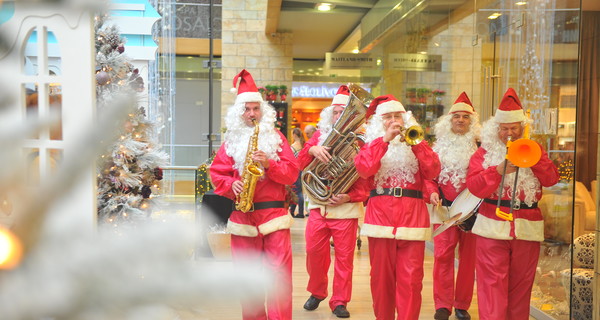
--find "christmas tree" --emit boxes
[94,14,168,224]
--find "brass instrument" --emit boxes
[495,109,541,221]
[401,125,424,145]
[235,119,264,212]
[302,83,373,205]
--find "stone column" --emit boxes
[221,0,293,133]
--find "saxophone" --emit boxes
[235,119,264,212]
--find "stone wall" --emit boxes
[221,0,293,130]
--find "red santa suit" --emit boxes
[297,127,370,311]
[209,69,299,320]
[422,92,480,316]
[465,88,559,320]
[354,95,441,320]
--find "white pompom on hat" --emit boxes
[231,69,263,104]
[494,88,526,123]
[331,84,351,106]
[449,91,475,114]
[366,94,406,119]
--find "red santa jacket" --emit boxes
[355,137,440,240]
[209,130,299,237]
[466,145,558,241]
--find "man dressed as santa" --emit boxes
[466,88,558,320]
[296,84,369,318]
[209,69,299,320]
[355,95,440,320]
[423,92,481,320]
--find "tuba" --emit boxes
[301,83,373,205]
[235,119,264,212]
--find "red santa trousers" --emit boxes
[231,229,293,320]
[368,237,425,320]
[305,209,358,310]
[475,235,540,320]
[432,224,476,311]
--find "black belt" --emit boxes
[370,188,423,199]
[483,198,538,210]
[234,201,286,212]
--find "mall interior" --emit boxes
[1,0,599,319]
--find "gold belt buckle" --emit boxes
[393,187,403,197]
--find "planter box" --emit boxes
[207,232,232,260]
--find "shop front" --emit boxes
[344,0,596,319]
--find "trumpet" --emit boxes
[401,125,424,145]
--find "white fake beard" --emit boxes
[375,141,419,192]
[317,106,334,146]
[224,102,282,175]
[481,119,540,206]
[433,116,479,192]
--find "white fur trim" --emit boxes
[471,214,512,240]
[257,214,294,235]
[449,102,474,114]
[235,92,263,104]
[331,94,350,106]
[395,227,431,241]
[375,100,405,115]
[227,220,259,237]
[514,218,544,242]
[307,202,364,219]
[494,109,525,123]
[360,223,395,239]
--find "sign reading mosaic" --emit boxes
[175,1,222,39]
[326,53,377,69]
[388,53,442,71]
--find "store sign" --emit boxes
[291,82,371,98]
[326,53,377,69]
[388,53,442,71]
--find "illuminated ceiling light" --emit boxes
[308,68,314,72]
[516,1,527,5]
[352,48,360,54]
[488,13,502,19]
[298,70,304,73]
[315,3,334,11]
[434,42,440,47]
[419,51,427,54]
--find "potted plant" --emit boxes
[279,85,288,102]
[416,88,431,104]
[432,89,446,105]
[406,88,417,104]
[265,85,278,102]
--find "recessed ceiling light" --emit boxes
[352,48,359,54]
[516,1,527,5]
[488,13,502,19]
[419,51,427,54]
[315,3,334,11]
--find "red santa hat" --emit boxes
[231,69,263,104]
[448,91,475,114]
[366,94,405,119]
[494,88,526,123]
[331,84,351,106]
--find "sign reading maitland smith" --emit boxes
[388,53,442,71]
[326,53,377,69]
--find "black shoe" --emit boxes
[294,214,305,218]
[454,309,471,320]
[303,295,324,311]
[332,305,350,318]
[434,308,450,320]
